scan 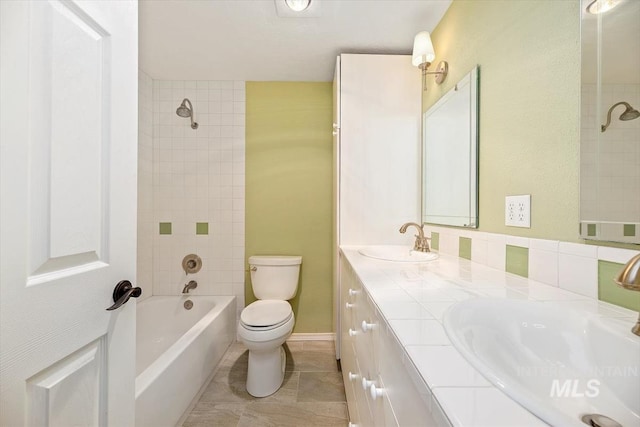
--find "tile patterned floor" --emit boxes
[182,341,348,427]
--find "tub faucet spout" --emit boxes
[182,280,198,294]
[399,222,430,252]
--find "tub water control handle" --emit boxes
[106,280,141,311]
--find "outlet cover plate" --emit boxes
[505,195,531,228]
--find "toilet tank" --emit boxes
[248,256,302,300]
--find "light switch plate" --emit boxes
[505,195,531,228]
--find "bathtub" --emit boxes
[135,296,236,427]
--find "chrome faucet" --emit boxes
[182,280,198,294]
[399,222,430,252]
[615,254,640,336]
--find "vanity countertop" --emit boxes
[339,246,638,427]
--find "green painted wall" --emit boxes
[245,82,333,333]
[425,0,581,242]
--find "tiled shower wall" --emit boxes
[581,83,640,242]
[137,70,154,301]
[136,75,245,313]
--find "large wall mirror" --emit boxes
[580,0,640,244]
[422,66,479,228]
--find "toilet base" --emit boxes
[246,346,286,397]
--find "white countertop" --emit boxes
[339,246,638,427]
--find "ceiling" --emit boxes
[139,0,452,82]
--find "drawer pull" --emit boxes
[348,288,358,297]
[361,320,375,332]
[345,302,354,309]
[370,383,384,399]
[348,371,359,381]
[348,328,357,337]
[361,377,374,390]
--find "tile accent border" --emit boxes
[196,222,209,235]
[598,260,640,311]
[505,245,528,278]
[580,220,640,243]
[159,222,172,235]
[424,224,639,312]
[459,237,471,260]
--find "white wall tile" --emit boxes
[486,234,506,271]
[529,248,559,287]
[597,246,640,264]
[471,236,488,266]
[559,241,598,258]
[558,253,598,298]
[148,78,245,308]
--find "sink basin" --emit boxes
[358,245,438,262]
[444,299,640,427]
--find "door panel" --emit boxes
[0,1,138,426]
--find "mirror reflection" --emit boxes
[580,0,640,244]
[422,66,479,228]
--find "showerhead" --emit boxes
[601,101,640,132]
[620,107,640,121]
[176,98,198,129]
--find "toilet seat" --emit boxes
[240,300,292,331]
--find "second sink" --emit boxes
[358,245,438,262]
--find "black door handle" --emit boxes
[106,280,142,311]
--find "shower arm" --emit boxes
[181,98,198,129]
[601,101,631,132]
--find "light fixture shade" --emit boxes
[412,31,436,67]
[586,0,622,14]
[285,0,311,12]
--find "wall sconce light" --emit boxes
[412,31,448,91]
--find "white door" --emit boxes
[0,1,138,426]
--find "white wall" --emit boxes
[338,54,422,246]
[137,70,154,300]
[137,75,245,313]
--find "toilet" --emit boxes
[238,255,302,397]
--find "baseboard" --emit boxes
[287,333,335,341]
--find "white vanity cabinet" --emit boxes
[340,254,437,426]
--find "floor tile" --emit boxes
[236,402,348,427]
[182,402,244,427]
[297,372,346,402]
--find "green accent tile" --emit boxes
[587,223,596,237]
[159,222,172,235]
[196,222,209,235]
[623,224,636,237]
[598,260,640,311]
[459,237,472,260]
[505,245,529,278]
[430,232,439,250]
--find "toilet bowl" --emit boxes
[238,256,302,397]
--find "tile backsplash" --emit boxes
[425,225,640,312]
[137,75,245,314]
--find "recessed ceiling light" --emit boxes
[285,0,311,12]
[586,0,622,14]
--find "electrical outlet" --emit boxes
[505,195,531,228]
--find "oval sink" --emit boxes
[444,299,640,427]
[358,245,438,262]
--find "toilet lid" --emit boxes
[241,300,292,327]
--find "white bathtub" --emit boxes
[135,296,236,427]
